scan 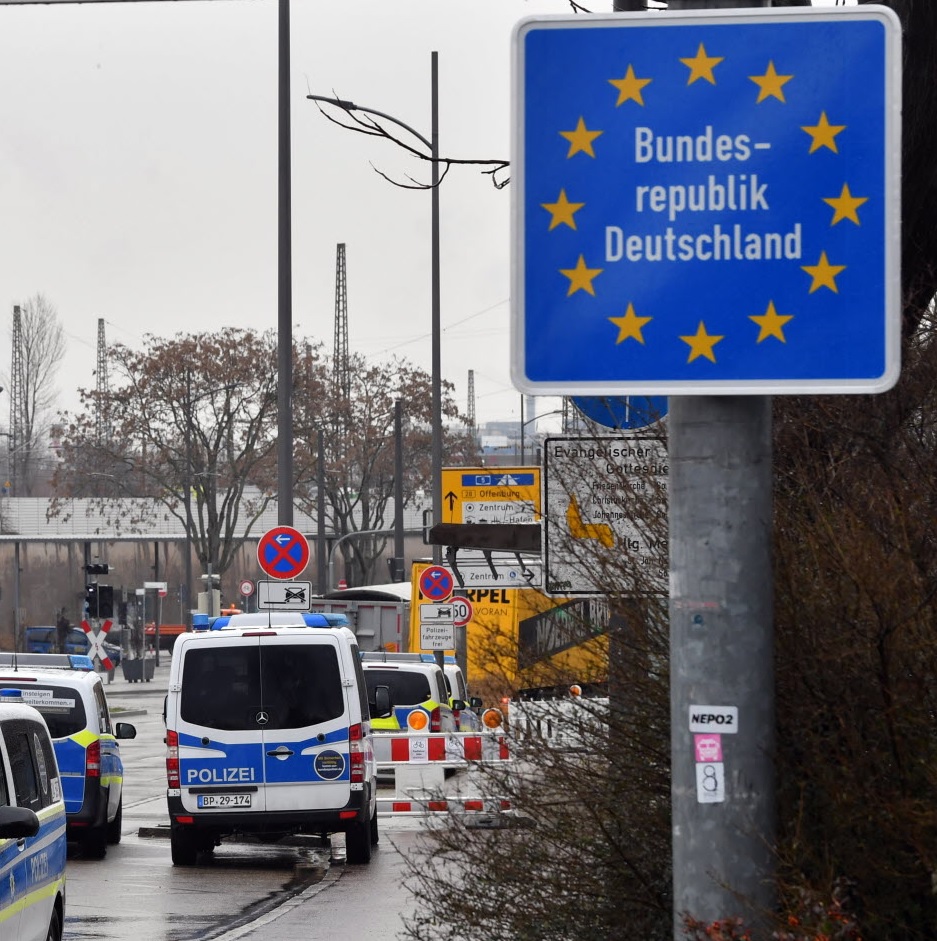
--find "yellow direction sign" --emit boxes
[441,467,540,525]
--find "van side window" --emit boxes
[3,724,41,811]
[349,646,370,721]
[94,682,112,735]
[0,745,9,807]
[31,725,59,808]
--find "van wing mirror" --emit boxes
[371,685,393,719]
[0,805,40,839]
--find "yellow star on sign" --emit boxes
[559,117,604,158]
[802,111,846,154]
[802,251,846,294]
[823,183,868,225]
[680,321,724,363]
[541,189,585,231]
[749,300,794,343]
[680,43,724,86]
[749,60,793,103]
[608,65,652,106]
[560,255,603,296]
[609,303,652,344]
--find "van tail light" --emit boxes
[166,729,181,788]
[85,739,101,778]
[349,723,364,784]
[430,707,441,733]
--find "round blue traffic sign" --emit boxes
[257,526,310,580]
[571,395,668,430]
[419,566,454,602]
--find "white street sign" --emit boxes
[445,557,542,590]
[257,580,312,611]
[419,603,455,649]
[543,435,668,595]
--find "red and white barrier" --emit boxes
[373,731,510,766]
[378,796,512,815]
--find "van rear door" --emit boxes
[177,635,269,813]
[257,634,352,813]
[176,633,353,814]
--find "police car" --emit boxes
[0,653,136,859]
[0,688,68,941]
[360,652,458,734]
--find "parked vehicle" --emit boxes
[361,651,457,734]
[443,660,484,732]
[24,625,122,668]
[164,619,383,866]
[0,688,67,941]
[0,653,136,859]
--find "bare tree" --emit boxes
[3,293,65,495]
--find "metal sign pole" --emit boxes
[666,4,774,939]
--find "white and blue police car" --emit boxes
[0,687,67,941]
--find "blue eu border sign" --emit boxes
[510,7,901,396]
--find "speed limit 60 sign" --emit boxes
[451,597,473,627]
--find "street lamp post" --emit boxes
[308,50,443,564]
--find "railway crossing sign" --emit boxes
[257,526,310,580]
[418,565,454,603]
[80,619,115,671]
[512,7,901,395]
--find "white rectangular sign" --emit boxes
[445,555,542,590]
[258,581,312,611]
[543,435,668,595]
[419,603,455,649]
[688,705,739,734]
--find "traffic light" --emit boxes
[97,586,114,619]
[84,584,98,616]
[84,584,114,619]
[85,563,110,575]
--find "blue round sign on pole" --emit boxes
[571,395,668,430]
[257,526,310,580]
[419,566,454,602]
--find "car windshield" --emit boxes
[364,669,432,707]
[180,642,345,731]
[0,683,87,739]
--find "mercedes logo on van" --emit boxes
[255,710,270,726]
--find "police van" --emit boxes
[165,620,384,866]
[0,688,67,941]
[0,653,135,859]
[361,651,458,735]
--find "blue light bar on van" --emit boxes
[0,652,95,671]
[0,688,23,701]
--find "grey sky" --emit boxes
[0,0,576,432]
[0,0,849,434]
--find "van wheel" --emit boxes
[345,817,372,865]
[82,826,108,860]
[45,904,63,941]
[370,808,379,846]
[171,827,199,866]
[107,796,123,844]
